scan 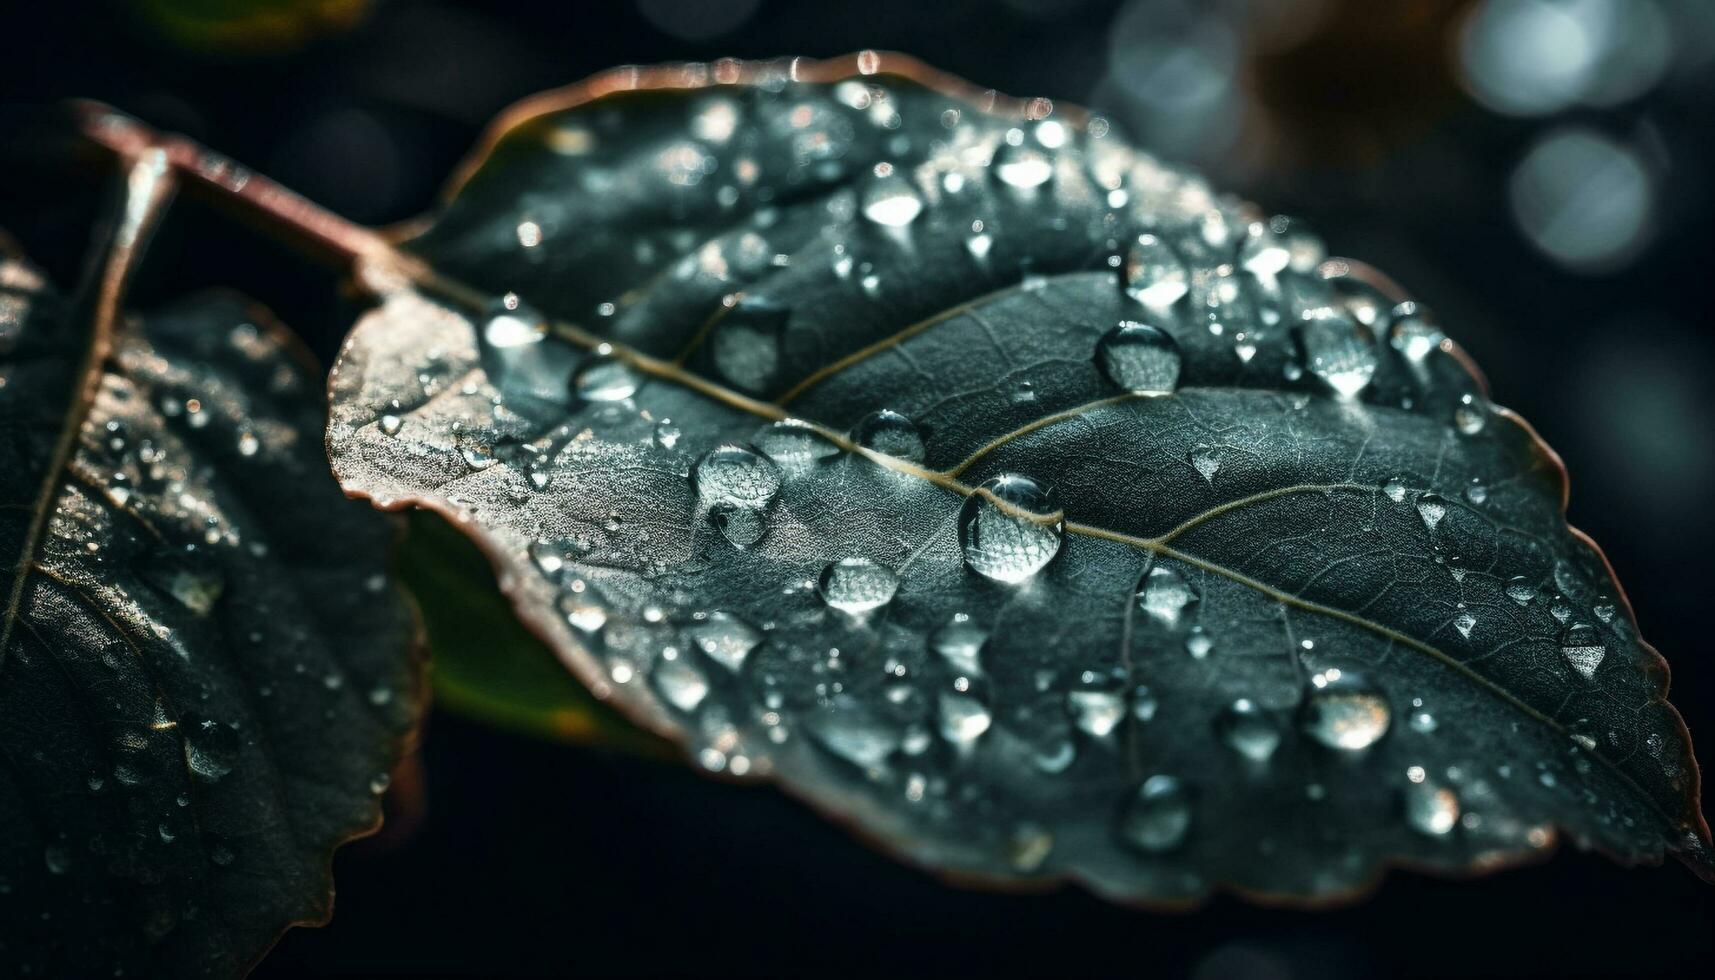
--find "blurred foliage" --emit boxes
[130,0,371,53]
[398,510,669,757]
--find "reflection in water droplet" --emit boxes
[958,475,1063,584]
[1454,611,1477,639]
[1118,774,1193,854]
[573,356,641,402]
[1389,311,1445,365]
[1416,493,1448,531]
[558,590,608,636]
[1298,312,1378,399]
[1403,778,1461,837]
[686,612,762,672]
[1215,699,1281,762]
[1124,233,1190,307]
[1302,670,1391,751]
[817,558,899,614]
[1239,222,1290,278]
[853,409,926,463]
[695,444,781,509]
[1559,623,1606,679]
[930,615,986,676]
[1097,322,1181,395]
[1138,565,1199,627]
[478,297,577,407]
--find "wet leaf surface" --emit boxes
[399,511,666,753]
[326,55,1712,902]
[0,194,420,972]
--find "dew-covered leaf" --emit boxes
[0,180,421,972]
[326,55,1712,902]
[399,511,666,753]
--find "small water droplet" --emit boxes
[992,133,1053,189]
[1302,670,1391,751]
[183,717,240,782]
[860,167,924,227]
[930,615,986,676]
[1185,630,1214,659]
[1383,479,1407,503]
[1096,322,1181,395]
[1454,611,1477,639]
[937,688,993,748]
[1416,492,1448,531]
[652,419,682,450]
[44,843,69,875]
[574,356,641,402]
[1239,222,1291,278]
[1559,623,1606,679]
[1189,445,1221,482]
[686,612,762,672]
[817,557,900,614]
[809,696,901,768]
[1402,779,1461,837]
[1215,699,1281,762]
[1124,233,1190,307]
[853,409,926,463]
[1298,312,1378,399]
[1067,687,1127,739]
[754,419,840,469]
[1388,310,1445,365]
[1138,565,1199,627]
[1453,393,1488,435]
[378,414,403,436]
[653,656,710,713]
[1506,576,1537,605]
[1117,774,1193,853]
[958,474,1063,584]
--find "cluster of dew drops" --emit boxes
[432,73,1643,873]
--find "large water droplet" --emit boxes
[1559,623,1606,679]
[713,298,788,394]
[1123,233,1190,307]
[1215,699,1281,762]
[958,474,1063,584]
[1298,311,1378,399]
[817,558,899,614]
[1453,393,1488,435]
[1096,322,1181,395]
[1301,669,1391,751]
[686,612,762,672]
[853,409,926,463]
[712,504,768,548]
[1138,564,1199,627]
[1402,776,1461,837]
[695,444,781,509]
[861,167,924,227]
[1117,774,1193,853]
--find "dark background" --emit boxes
[4,1,1714,976]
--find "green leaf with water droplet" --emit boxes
[325,55,1713,903]
[0,163,420,974]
